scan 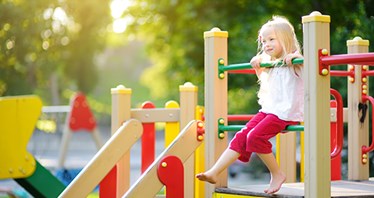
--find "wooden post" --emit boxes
[276,132,296,182]
[204,27,228,196]
[302,11,331,198]
[100,85,132,197]
[347,37,370,180]
[179,82,198,198]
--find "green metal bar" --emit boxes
[15,160,65,198]
[286,125,304,131]
[219,124,304,132]
[220,58,304,72]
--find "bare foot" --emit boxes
[196,172,217,184]
[264,172,286,194]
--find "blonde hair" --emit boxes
[257,16,301,60]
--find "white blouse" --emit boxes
[257,65,304,121]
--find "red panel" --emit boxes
[141,101,156,173]
[157,155,184,198]
[99,166,117,198]
[68,92,96,132]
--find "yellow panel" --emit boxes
[165,100,180,147]
[213,192,262,198]
[0,95,42,179]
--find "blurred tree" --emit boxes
[123,0,374,112]
[61,0,111,94]
[124,0,268,112]
[0,0,111,104]
[0,0,54,96]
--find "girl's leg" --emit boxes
[229,112,266,162]
[196,112,266,184]
[246,114,295,194]
[257,153,286,194]
[196,148,240,184]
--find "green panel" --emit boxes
[15,160,65,198]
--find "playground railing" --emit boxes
[361,95,374,156]
[58,119,143,198]
[123,120,204,198]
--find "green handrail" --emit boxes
[217,58,304,78]
[219,124,304,132]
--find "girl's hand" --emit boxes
[250,56,264,77]
[284,52,303,66]
[250,56,262,70]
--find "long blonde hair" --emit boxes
[257,16,301,60]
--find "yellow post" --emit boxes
[165,100,180,147]
[195,105,205,198]
[179,82,198,198]
[300,129,305,182]
[302,11,331,197]
[204,27,228,197]
[111,85,132,197]
[347,37,370,180]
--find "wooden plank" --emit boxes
[131,108,180,122]
[123,120,202,198]
[216,179,374,197]
[58,119,143,198]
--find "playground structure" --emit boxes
[1,82,206,197]
[203,11,374,197]
[59,82,206,198]
[2,11,374,198]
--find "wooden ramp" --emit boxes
[215,178,374,197]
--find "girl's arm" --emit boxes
[284,51,303,66]
[250,55,264,78]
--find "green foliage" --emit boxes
[124,0,374,112]
[0,0,111,102]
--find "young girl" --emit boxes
[196,16,304,194]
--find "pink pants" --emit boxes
[229,112,298,162]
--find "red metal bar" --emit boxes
[321,53,374,66]
[227,114,255,121]
[330,70,354,78]
[330,89,343,159]
[228,69,256,74]
[141,101,156,173]
[330,100,341,180]
[361,95,374,154]
[362,70,374,76]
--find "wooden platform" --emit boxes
[216,178,374,197]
